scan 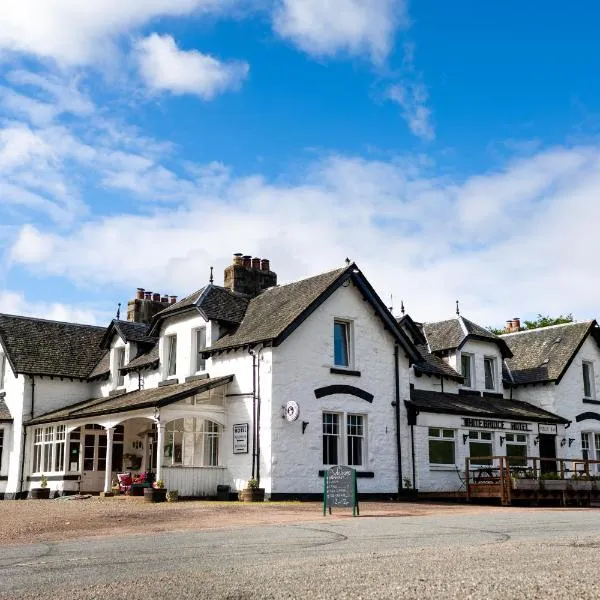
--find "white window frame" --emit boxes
[468,430,493,465]
[483,356,496,391]
[166,335,177,378]
[581,432,600,473]
[583,361,595,399]
[32,425,67,474]
[163,418,221,467]
[333,319,354,369]
[505,433,528,466]
[114,347,126,388]
[0,353,5,391]
[322,412,367,467]
[428,427,456,467]
[194,328,207,373]
[461,353,473,388]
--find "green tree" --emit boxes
[523,313,573,330]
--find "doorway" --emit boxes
[539,434,557,474]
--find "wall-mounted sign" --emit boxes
[462,418,532,432]
[539,424,557,435]
[233,423,248,454]
[285,400,299,422]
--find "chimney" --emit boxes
[127,288,172,325]
[505,318,521,333]
[170,295,177,305]
[224,253,277,297]
[513,317,521,330]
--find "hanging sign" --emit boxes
[285,400,300,422]
[323,465,359,517]
[233,423,249,454]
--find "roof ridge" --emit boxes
[0,313,103,329]
[260,266,349,295]
[500,320,593,337]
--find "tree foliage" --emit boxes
[487,314,574,335]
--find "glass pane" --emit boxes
[484,359,494,390]
[470,442,493,465]
[348,435,363,466]
[481,432,492,441]
[196,329,206,372]
[333,322,349,367]
[469,431,478,439]
[323,433,338,465]
[506,443,527,467]
[442,429,454,438]
[428,428,440,438]
[583,363,592,397]
[54,442,65,471]
[429,440,455,465]
[461,355,471,387]
[168,336,177,376]
[84,435,95,471]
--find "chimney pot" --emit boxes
[242,255,252,268]
[152,292,160,302]
[161,295,168,303]
[170,295,177,305]
[144,291,152,300]
[251,257,261,270]
[513,317,521,330]
[136,288,145,300]
[260,258,270,272]
[233,253,244,266]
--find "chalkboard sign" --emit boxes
[323,465,359,516]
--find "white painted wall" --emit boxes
[457,339,504,394]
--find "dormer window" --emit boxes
[166,335,177,377]
[461,353,473,388]
[196,329,206,373]
[484,357,496,390]
[115,348,125,388]
[0,353,5,390]
[583,361,595,399]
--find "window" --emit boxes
[0,354,5,390]
[115,348,125,388]
[484,357,496,390]
[32,425,67,473]
[581,432,600,473]
[163,418,221,467]
[428,428,455,465]
[196,329,206,372]
[582,432,591,460]
[469,430,493,465]
[505,433,527,467]
[347,415,365,467]
[323,413,340,465]
[333,320,351,367]
[166,335,177,377]
[583,361,595,398]
[461,354,472,388]
[0,428,4,471]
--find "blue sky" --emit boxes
[1,1,600,328]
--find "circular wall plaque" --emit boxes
[285,400,299,422]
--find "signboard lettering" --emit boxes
[462,418,531,432]
[323,465,359,516]
[233,423,248,454]
[539,424,557,435]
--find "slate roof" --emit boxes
[150,285,249,335]
[423,316,512,358]
[121,344,159,373]
[113,320,154,343]
[26,375,234,425]
[87,351,110,380]
[0,314,107,379]
[413,344,463,381]
[407,388,568,424]
[501,321,597,385]
[0,399,12,422]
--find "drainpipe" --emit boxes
[248,345,264,485]
[248,348,257,479]
[410,423,416,491]
[19,375,35,499]
[393,345,403,498]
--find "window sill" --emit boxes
[330,367,361,377]
[429,465,459,472]
[158,379,179,387]
[318,469,374,478]
[582,397,600,405]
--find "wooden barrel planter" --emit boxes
[30,488,51,499]
[143,487,167,503]
[239,488,265,502]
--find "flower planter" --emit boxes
[166,490,179,503]
[30,488,50,499]
[541,480,567,492]
[239,488,265,502]
[143,487,167,503]
[569,480,592,492]
[511,478,540,491]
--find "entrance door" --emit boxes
[539,434,557,474]
[81,432,107,492]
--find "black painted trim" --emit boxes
[314,385,374,403]
[318,470,374,478]
[582,398,600,406]
[158,379,178,387]
[329,367,361,377]
[576,411,600,423]
[27,474,81,482]
[458,388,482,397]
[482,391,504,399]
[0,391,5,399]
[0,475,7,481]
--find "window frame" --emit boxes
[0,428,4,473]
[114,347,126,388]
[166,335,178,378]
[163,418,221,467]
[0,353,5,391]
[505,433,528,467]
[583,361,595,399]
[483,356,496,391]
[333,319,353,368]
[322,412,367,467]
[468,430,493,466]
[195,328,207,373]
[461,353,473,388]
[32,425,67,474]
[428,427,456,467]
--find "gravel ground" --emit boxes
[0,496,484,546]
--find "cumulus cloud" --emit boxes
[387,82,434,141]
[272,0,408,63]
[0,0,239,66]
[135,34,249,99]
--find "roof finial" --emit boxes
[456,299,460,316]
[116,302,121,320]
[389,293,393,313]
[400,300,405,316]
[209,266,214,284]
[345,257,351,266]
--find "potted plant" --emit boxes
[569,473,593,492]
[143,479,167,503]
[111,478,121,496]
[166,489,179,503]
[239,478,265,502]
[511,469,540,491]
[540,472,567,491]
[30,474,51,499]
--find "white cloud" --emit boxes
[135,34,249,99]
[387,82,434,142]
[272,0,408,63]
[0,289,99,324]
[0,0,240,66]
